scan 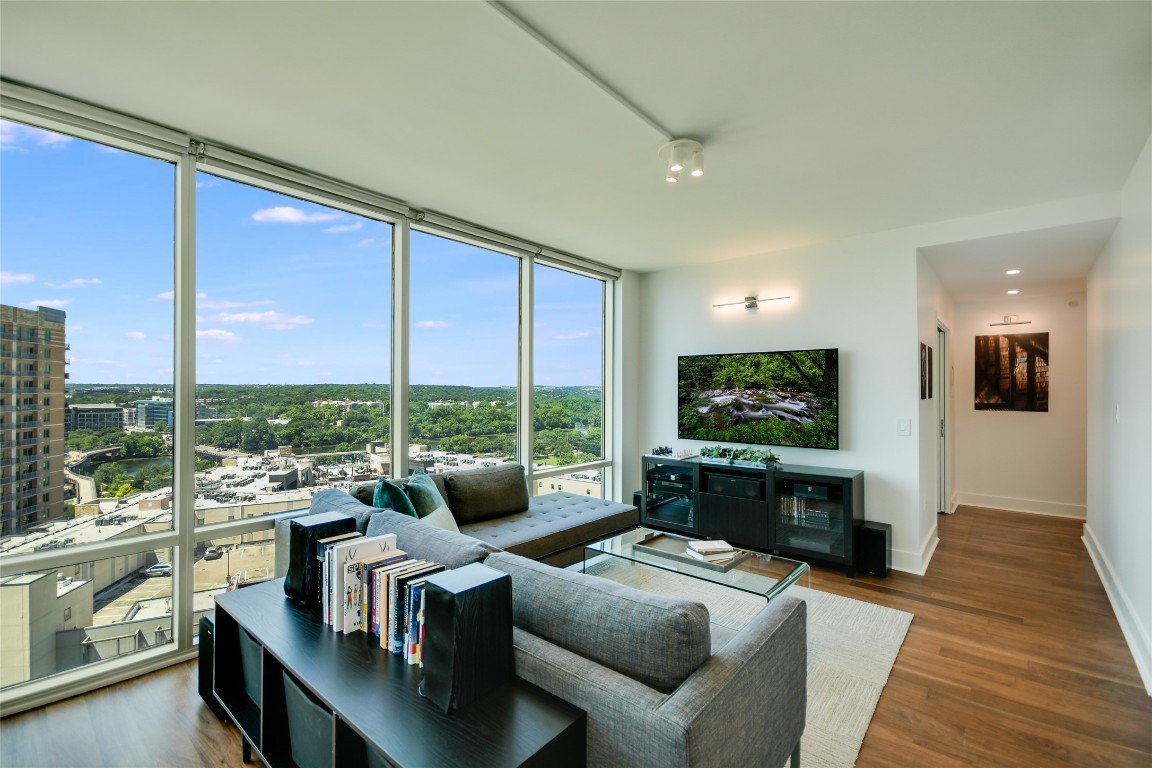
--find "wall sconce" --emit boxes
[989,315,1032,326]
[712,295,789,310]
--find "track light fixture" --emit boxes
[660,139,704,183]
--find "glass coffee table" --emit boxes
[583,528,809,602]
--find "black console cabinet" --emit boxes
[641,456,866,574]
[769,465,865,576]
[213,579,585,768]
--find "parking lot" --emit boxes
[91,542,275,626]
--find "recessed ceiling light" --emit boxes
[1007,289,1020,295]
[1006,269,1021,275]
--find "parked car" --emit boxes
[203,547,223,561]
[145,562,173,577]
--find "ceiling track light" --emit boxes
[660,139,704,183]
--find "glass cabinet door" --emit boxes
[642,457,698,533]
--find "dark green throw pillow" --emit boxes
[406,471,448,519]
[372,477,418,518]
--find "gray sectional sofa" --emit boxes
[273,465,807,768]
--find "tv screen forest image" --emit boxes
[677,349,839,450]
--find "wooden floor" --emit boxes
[2,506,1150,767]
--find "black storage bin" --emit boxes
[283,671,335,768]
[237,626,262,707]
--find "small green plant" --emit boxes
[698,445,780,466]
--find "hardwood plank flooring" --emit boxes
[2,505,1149,767]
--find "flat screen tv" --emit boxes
[677,348,839,450]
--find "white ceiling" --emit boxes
[2,1,1149,298]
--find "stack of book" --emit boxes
[314,530,444,666]
[686,539,737,562]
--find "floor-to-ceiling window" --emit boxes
[532,263,606,496]
[0,86,616,714]
[0,118,178,690]
[407,230,519,472]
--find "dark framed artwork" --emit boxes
[974,332,1049,412]
[927,345,934,399]
[920,343,927,400]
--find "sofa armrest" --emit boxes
[658,594,807,768]
[511,594,806,768]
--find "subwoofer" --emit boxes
[856,521,891,578]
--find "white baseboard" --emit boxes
[956,492,1086,519]
[891,522,939,576]
[1082,523,1152,697]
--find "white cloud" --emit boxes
[77,358,119,366]
[416,320,453,329]
[125,331,147,341]
[324,221,363,234]
[0,272,35,286]
[196,329,241,343]
[216,310,314,330]
[196,314,206,323]
[251,206,341,224]
[354,238,383,249]
[553,331,591,340]
[295,360,317,367]
[198,298,275,310]
[196,178,221,189]
[26,298,70,309]
[46,277,101,289]
[0,121,73,151]
[362,320,388,330]
[159,367,174,375]
[154,290,175,301]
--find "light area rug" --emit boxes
[582,558,913,768]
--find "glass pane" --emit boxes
[0,119,175,554]
[194,174,391,520]
[533,470,604,498]
[0,547,175,689]
[532,265,604,471]
[408,231,518,473]
[196,532,276,615]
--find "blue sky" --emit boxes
[1,119,602,387]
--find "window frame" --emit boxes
[0,81,617,716]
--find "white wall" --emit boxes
[916,255,955,533]
[1084,134,1152,694]
[635,194,1121,575]
[953,291,1088,517]
[638,231,928,572]
[611,270,643,504]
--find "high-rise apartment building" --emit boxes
[0,305,67,536]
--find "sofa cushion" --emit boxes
[365,506,496,568]
[443,464,529,523]
[310,488,378,533]
[459,492,637,560]
[484,550,711,693]
[406,471,447,518]
[372,477,417,518]
[421,503,460,534]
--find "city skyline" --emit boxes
[1,119,604,387]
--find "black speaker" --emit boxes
[198,612,230,722]
[857,521,891,578]
[420,563,513,713]
[632,490,642,510]
[284,511,356,609]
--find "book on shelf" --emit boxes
[687,539,735,555]
[352,550,409,634]
[389,562,444,655]
[317,532,362,625]
[326,533,398,631]
[370,558,418,637]
[687,547,735,563]
[377,560,433,650]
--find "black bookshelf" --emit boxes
[213,579,585,768]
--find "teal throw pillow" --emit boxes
[372,477,418,518]
[406,471,448,519]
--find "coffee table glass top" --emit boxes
[584,528,809,602]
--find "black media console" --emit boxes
[211,578,586,768]
[640,455,865,575]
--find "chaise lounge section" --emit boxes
[272,464,806,767]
